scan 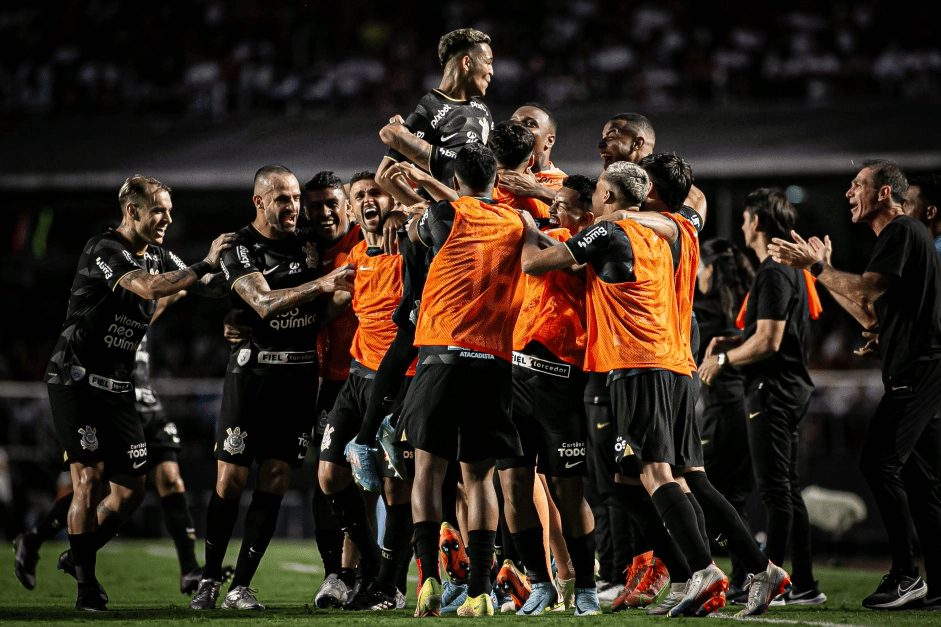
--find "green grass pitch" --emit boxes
[1,539,935,626]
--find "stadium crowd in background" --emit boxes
[9,23,941,618]
[2,1,940,119]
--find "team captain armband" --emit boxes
[189,261,212,278]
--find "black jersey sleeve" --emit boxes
[565,220,637,283]
[415,200,455,254]
[566,221,613,265]
[866,218,913,278]
[751,264,795,321]
[90,236,150,291]
[679,205,704,233]
[219,242,261,290]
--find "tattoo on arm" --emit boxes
[234,273,323,319]
[119,268,196,299]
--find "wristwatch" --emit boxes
[717,352,728,367]
[809,260,825,278]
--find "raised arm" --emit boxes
[395,162,458,202]
[496,169,556,205]
[118,232,235,300]
[600,210,678,243]
[377,157,425,207]
[233,264,354,320]
[768,231,890,330]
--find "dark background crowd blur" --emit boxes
[1,1,940,552]
[3,0,939,118]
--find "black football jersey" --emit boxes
[386,89,493,183]
[219,224,322,374]
[45,230,188,388]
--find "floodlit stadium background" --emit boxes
[1,1,939,556]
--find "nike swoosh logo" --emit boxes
[748,412,761,419]
[322,259,333,266]
[565,461,584,468]
[787,588,818,600]
[359,265,373,271]
[440,132,459,142]
[132,460,146,469]
[596,422,610,429]
[298,453,306,459]
[263,265,279,275]
[892,385,909,391]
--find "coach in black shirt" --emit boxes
[770,159,941,610]
[700,188,823,605]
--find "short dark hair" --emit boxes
[608,113,655,140]
[908,173,941,208]
[349,171,377,187]
[562,175,596,212]
[304,170,344,193]
[488,120,534,170]
[521,101,557,133]
[639,153,693,212]
[860,159,908,204]
[438,28,491,67]
[253,165,293,194]
[454,143,497,191]
[118,175,171,211]
[744,188,796,241]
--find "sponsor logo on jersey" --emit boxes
[223,427,248,455]
[440,148,457,159]
[575,224,606,248]
[440,132,459,142]
[262,264,279,275]
[615,436,634,457]
[89,374,132,392]
[123,250,134,263]
[430,104,452,129]
[302,242,319,268]
[70,366,86,381]
[447,346,495,360]
[95,257,114,279]
[237,245,251,269]
[557,442,586,458]
[220,259,231,280]
[269,308,316,330]
[470,100,487,112]
[237,348,251,366]
[127,442,147,459]
[78,426,99,451]
[289,262,301,275]
[415,131,425,139]
[169,251,187,270]
[105,314,147,351]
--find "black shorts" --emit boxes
[320,365,376,467]
[395,347,522,463]
[216,371,316,469]
[609,370,688,477]
[140,408,181,468]
[497,346,589,477]
[671,371,703,470]
[48,382,148,477]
